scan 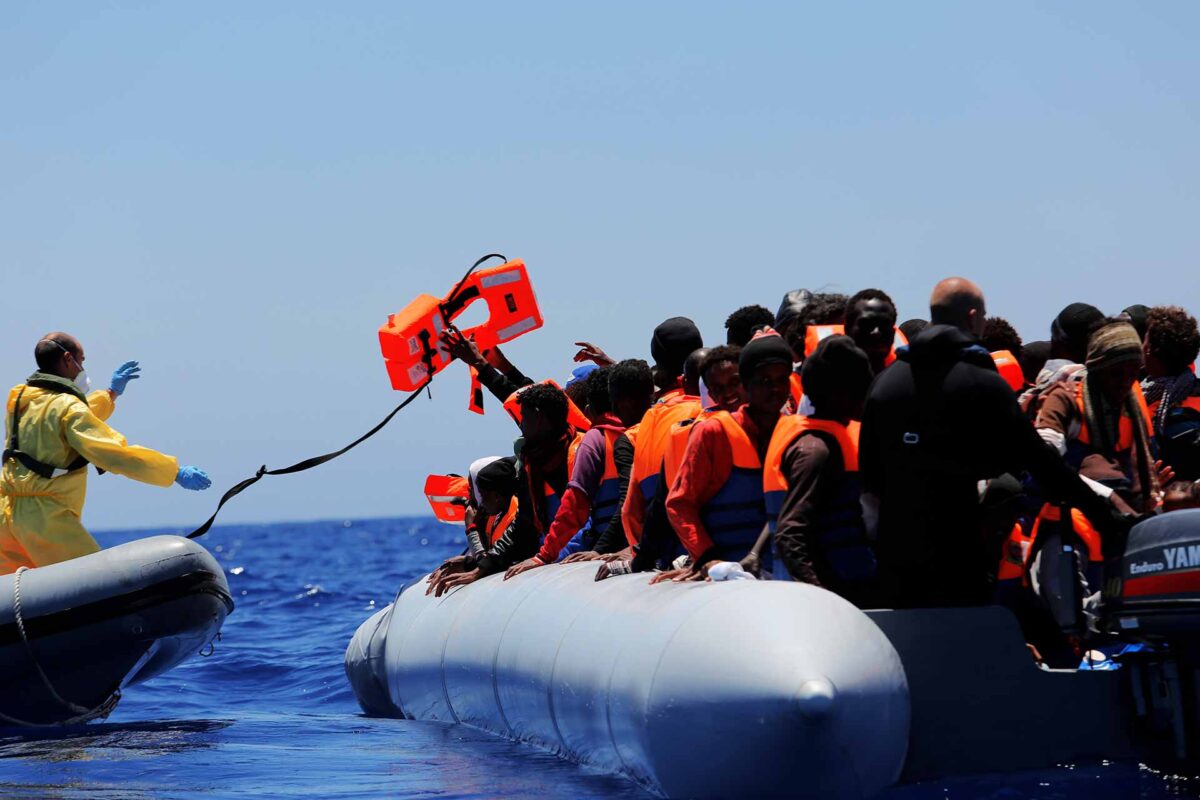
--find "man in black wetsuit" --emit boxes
[859,277,1134,609]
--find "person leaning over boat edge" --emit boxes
[427,383,581,596]
[0,332,211,574]
[504,360,656,578]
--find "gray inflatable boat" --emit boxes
[347,563,1141,798]
[0,535,232,726]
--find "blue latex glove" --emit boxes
[109,361,141,395]
[175,466,212,491]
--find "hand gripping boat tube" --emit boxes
[379,258,544,393]
[346,565,909,799]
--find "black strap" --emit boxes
[184,252,507,540]
[185,378,430,539]
[2,387,90,479]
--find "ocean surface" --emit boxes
[0,516,1197,799]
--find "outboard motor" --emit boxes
[1103,509,1200,761]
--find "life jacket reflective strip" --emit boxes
[762,415,872,584]
[379,258,544,392]
[995,521,1033,582]
[631,395,703,503]
[2,386,91,480]
[482,497,519,548]
[991,350,1024,393]
[589,428,625,535]
[803,325,908,364]
[699,412,770,570]
[423,474,471,523]
[502,380,592,432]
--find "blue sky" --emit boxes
[3,3,1198,530]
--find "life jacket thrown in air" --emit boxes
[378,258,544,394]
[424,474,471,523]
[991,350,1025,393]
[502,381,592,432]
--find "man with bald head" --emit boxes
[859,279,1132,608]
[1,332,211,573]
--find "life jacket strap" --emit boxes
[2,387,91,479]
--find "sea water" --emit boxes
[0,517,1196,799]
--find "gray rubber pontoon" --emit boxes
[0,535,233,726]
[347,564,911,799]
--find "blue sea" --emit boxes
[0,517,1197,799]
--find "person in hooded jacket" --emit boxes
[859,278,1134,609]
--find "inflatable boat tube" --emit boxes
[346,564,909,799]
[0,535,233,726]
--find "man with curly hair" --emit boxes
[1144,306,1200,480]
[724,305,775,347]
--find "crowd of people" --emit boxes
[424,276,1200,666]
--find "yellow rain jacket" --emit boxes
[0,372,179,574]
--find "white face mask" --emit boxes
[73,369,91,393]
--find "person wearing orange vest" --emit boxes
[464,457,520,558]
[427,383,584,596]
[503,361,655,578]
[613,346,747,579]
[662,330,792,580]
[1142,306,1200,481]
[763,335,877,606]
[620,346,705,547]
[1030,321,1163,641]
[843,289,899,377]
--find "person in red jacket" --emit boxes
[661,329,793,580]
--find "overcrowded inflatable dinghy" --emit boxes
[347,510,1200,798]
[0,535,232,726]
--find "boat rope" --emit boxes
[183,253,505,540]
[184,376,432,539]
[0,567,122,727]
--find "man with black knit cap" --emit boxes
[649,317,704,400]
[665,329,792,578]
[860,278,1134,609]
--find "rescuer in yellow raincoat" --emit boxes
[0,332,212,574]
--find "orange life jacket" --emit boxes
[698,412,770,570]
[763,416,872,584]
[991,350,1024,393]
[480,496,519,548]
[526,430,586,535]
[803,324,908,364]
[502,380,592,432]
[1032,381,1151,563]
[424,474,470,523]
[379,258,543,392]
[995,520,1033,583]
[590,427,626,535]
[788,372,804,412]
[629,394,703,504]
